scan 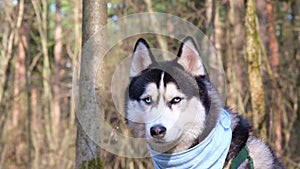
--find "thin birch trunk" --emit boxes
[32,0,56,166]
[245,0,267,137]
[0,1,18,127]
[31,88,40,169]
[13,0,26,129]
[232,0,246,115]
[53,0,63,148]
[266,0,282,156]
[70,0,81,127]
[145,0,169,60]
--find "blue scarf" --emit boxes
[148,109,232,169]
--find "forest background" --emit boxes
[0,0,299,168]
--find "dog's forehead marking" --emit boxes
[158,72,165,106]
[159,72,165,93]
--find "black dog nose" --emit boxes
[150,125,166,138]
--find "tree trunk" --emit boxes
[13,0,26,129]
[31,88,41,169]
[70,0,82,128]
[32,0,56,166]
[205,0,216,39]
[0,1,18,138]
[266,0,279,69]
[144,0,169,59]
[20,1,34,168]
[231,0,246,116]
[245,0,266,137]
[224,1,235,111]
[266,0,282,156]
[75,0,107,168]
[40,1,53,152]
[53,0,63,148]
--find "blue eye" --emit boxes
[142,97,152,105]
[170,97,182,104]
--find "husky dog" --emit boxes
[125,37,284,169]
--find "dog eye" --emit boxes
[170,97,182,104]
[142,97,152,105]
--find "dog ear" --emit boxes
[177,37,206,76]
[130,38,155,77]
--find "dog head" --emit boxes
[126,37,220,152]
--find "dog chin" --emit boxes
[147,137,182,153]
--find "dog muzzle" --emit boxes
[147,109,232,169]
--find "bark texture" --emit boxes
[245,0,266,137]
[75,0,107,168]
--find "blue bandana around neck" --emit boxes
[147,109,232,169]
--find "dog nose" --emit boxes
[150,125,166,138]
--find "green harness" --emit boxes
[228,146,254,169]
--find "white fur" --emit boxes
[246,138,274,169]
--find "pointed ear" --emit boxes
[130,38,155,77]
[177,37,206,76]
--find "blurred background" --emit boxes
[0,0,299,168]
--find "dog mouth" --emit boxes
[147,137,183,153]
[147,137,178,146]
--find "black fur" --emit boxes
[195,75,211,114]
[225,111,250,163]
[128,64,211,113]
[129,69,163,101]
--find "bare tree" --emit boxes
[0,2,18,135]
[53,0,63,148]
[245,0,266,137]
[69,0,82,127]
[75,0,107,168]
[266,0,282,156]
[13,0,26,130]
[144,0,169,59]
[31,0,54,151]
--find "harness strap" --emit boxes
[229,146,254,169]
